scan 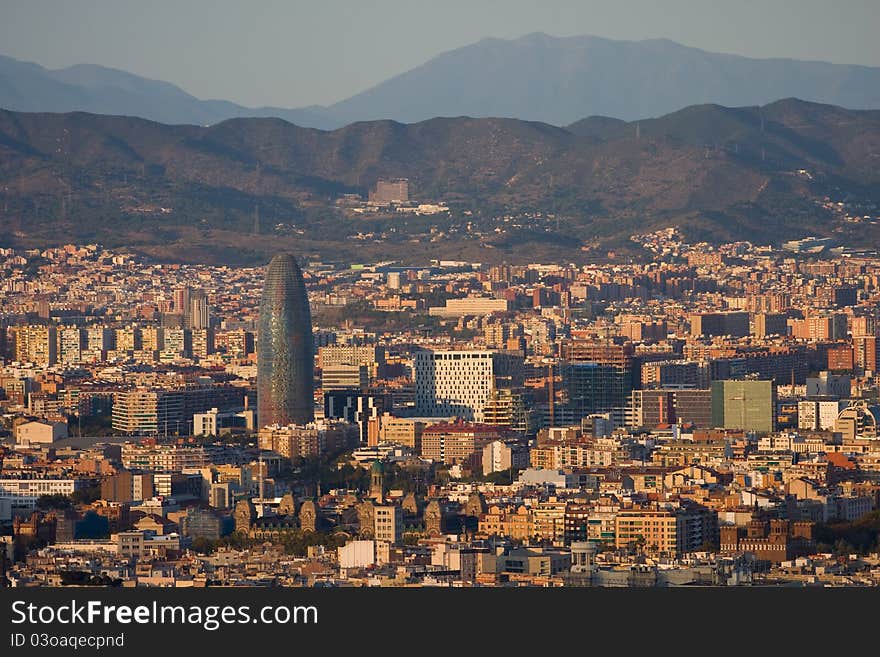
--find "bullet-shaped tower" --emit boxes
[257,254,314,426]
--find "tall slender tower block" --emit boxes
[257,254,314,426]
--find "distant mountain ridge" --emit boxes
[0,98,878,265]
[0,54,338,129]
[2,33,880,129]
[325,33,880,125]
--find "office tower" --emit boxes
[413,350,524,422]
[257,254,314,426]
[558,339,633,415]
[321,364,369,392]
[711,380,776,432]
[670,389,714,427]
[560,340,633,366]
[173,287,190,316]
[189,290,210,329]
[562,362,631,419]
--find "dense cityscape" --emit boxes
[3,208,880,588]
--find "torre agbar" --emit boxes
[257,253,315,426]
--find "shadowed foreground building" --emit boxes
[257,254,315,426]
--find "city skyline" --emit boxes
[4,2,880,599]
[3,234,880,589]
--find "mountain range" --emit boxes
[0,99,877,265]
[0,54,337,129]
[2,33,880,129]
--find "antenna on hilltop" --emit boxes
[636,122,640,140]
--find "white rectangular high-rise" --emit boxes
[413,350,523,422]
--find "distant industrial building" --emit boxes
[368,178,409,204]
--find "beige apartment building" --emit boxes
[377,414,426,451]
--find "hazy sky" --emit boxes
[3,0,879,108]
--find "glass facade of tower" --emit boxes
[257,254,314,426]
[561,361,631,420]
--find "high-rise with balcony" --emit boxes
[257,254,314,426]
